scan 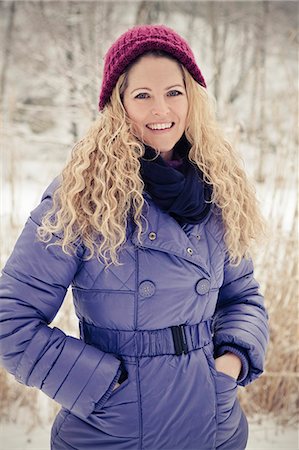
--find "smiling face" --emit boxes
[122,55,189,161]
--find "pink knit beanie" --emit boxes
[98,24,206,110]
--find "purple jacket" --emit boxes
[0,177,268,450]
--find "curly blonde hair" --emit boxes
[37,53,265,269]
[182,65,266,264]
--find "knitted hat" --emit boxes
[98,24,206,110]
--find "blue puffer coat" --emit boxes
[0,177,269,450]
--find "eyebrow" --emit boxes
[130,84,185,95]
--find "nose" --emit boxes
[151,97,170,116]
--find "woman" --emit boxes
[0,24,269,450]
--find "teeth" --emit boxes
[147,122,173,130]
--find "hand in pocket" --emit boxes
[112,363,129,391]
[112,382,121,391]
[214,352,241,380]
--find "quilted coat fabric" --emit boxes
[0,176,269,450]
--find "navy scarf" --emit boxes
[139,134,212,226]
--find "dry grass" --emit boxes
[239,229,299,426]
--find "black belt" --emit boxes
[81,320,212,357]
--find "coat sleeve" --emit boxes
[212,254,269,386]
[0,178,122,419]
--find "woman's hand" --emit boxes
[214,352,242,380]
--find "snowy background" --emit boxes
[0,1,298,449]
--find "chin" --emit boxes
[149,140,177,152]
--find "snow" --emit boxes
[246,419,299,450]
[0,423,50,450]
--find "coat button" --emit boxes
[187,247,193,255]
[196,278,210,295]
[196,234,201,240]
[148,232,157,241]
[139,280,156,298]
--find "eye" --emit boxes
[135,93,150,99]
[167,90,183,97]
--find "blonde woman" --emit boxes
[0,25,269,450]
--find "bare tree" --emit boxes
[227,23,256,105]
[207,2,230,102]
[0,1,16,113]
[135,1,162,24]
[66,2,79,141]
[255,1,269,182]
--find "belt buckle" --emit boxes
[170,324,188,356]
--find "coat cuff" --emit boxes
[214,344,250,384]
[94,366,122,411]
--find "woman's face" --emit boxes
[123,56,189,161]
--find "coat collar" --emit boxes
[130,193,213,278]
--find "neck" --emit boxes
[160,149,174,162]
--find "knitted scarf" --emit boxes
[139,134,212,226]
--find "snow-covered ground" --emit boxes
[0,417,298,450]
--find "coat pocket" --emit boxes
[98,370,131,407]
[202,346,238,425]
[89,361,139,439]
[93,362,130,411]
[203,346,248,448]
[213,370,238,425]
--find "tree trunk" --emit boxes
[228,24,255,104]
[208,3,229,104]
[0,1,16,113]
[66,2,78,142]
[255,1,269,182]
[135,1,161,24]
